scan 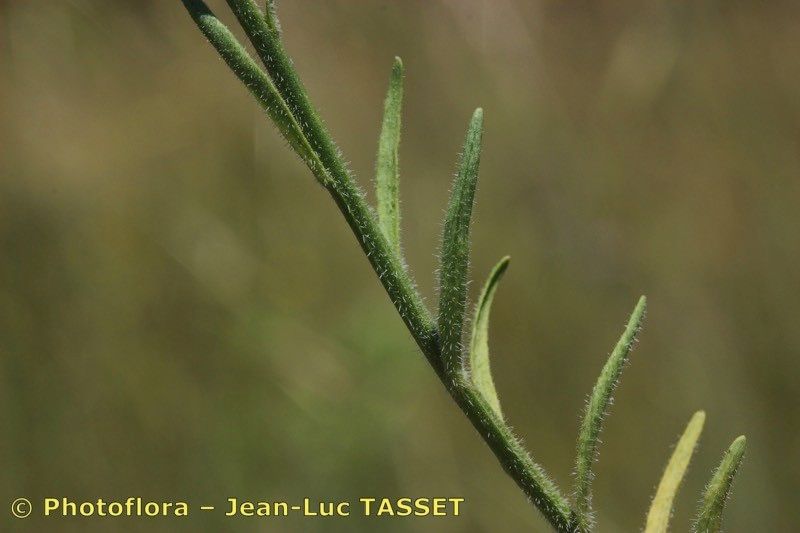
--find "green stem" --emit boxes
[450,378,573,530]
[180,1,574,529]
[207,0,431,357]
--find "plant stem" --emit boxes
[181,1,574,529]
[224,0,440,367]
[450,378,574,530]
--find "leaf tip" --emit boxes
[725,435,747,467]
[694,433,747,532]
[497,255,511,271]
[472,107,484,126]
[644,410,707,533]
[629,295,648,333]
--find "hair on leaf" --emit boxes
[180,4,748,530]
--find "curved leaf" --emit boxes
[468,256,510,418]
[645,410,706,533]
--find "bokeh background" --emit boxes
[2,1,798,531]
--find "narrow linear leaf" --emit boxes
[438,108,484,380]
[375,57,404,251]
[180,0,322,180]
[468,256,510,418]
[264,0,280,35]
[224,0,344,185]
[183,0,440,370]
[645,411,707,533]
[180,6,590,530]
[694,435,747,533]
[574,295,647,529]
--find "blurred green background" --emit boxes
[2,1,798,531]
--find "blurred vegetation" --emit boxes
[1,1,798,531]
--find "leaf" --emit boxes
[224,0,344,186]
[437,108,484,379]
[468,256,510,418]
[694,435,747,533]
[645,411,706,533]
[264,0,280,35]
[375,57,404,251]
[574,295,647,529]
[183,0,441,367]
[180,6,580,531]
[180,0,321,179]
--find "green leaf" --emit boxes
[183,0,440,370]
[574,295,647,530]
[645,411,706,533]
[264,0,280,35]
[223,0,344,186]
[180,0,322,180]
[375,57,404,251]
[468,256,510,419]
[694,435,747,533]
[438,108,484,380]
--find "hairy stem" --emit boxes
[449,378,573,530]
[181,1,574,529]
[184,0,438,364]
